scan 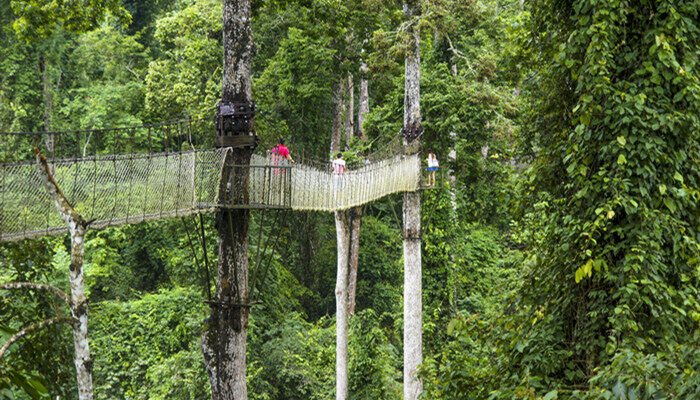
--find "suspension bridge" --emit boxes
[0,112,423,242]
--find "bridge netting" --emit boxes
[0,116,420,242]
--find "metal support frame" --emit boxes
[215,100,257,149]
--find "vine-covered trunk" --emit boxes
[201,0,254,399]
[34,150,93,400]
[402,2,422,399]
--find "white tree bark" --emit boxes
[402,2,423,399]
[34,149,93,400]
[332,74,351,398]
[334,210,351,400]
[346,205,362,316]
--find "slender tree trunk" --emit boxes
[357,63,369,140]
[41,57,54,158]
[334,210,350,400]
[346,206,362,315]
[331,75,350,398]
[34,149,93,400]
[201,1,254,399]
[402,2,423,399]
[449,56,458,211]
[345,73,354,144]
[346,67,369,315]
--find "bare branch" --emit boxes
[444,33,475,74]
[0,316,76,360]
[0,282,71,305]
[124,64,141,80]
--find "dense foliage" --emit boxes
[1,0,696,399]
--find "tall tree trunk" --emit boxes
[331,77,344,153]
[345,73,354,144]
[357,63,369,140]
[346,65,369,315]
[334,210,350,400]
[402,2,423,399]
[201,1,254,399]
[331,74,350,398]
[449,56,458,212]
[346,206,362,315]
[34,149,93,400]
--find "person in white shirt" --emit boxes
[426,149,439,187]
[332,152,347,205]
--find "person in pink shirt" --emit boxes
[271,138,295,164]
[271,138,294,175]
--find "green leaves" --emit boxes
[543,390,558,400]
[617,154,626,166]
[9,0,132,41]
[575,258,606,283]
[508,0,700,398]
[0,371,49,400]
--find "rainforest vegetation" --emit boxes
[0,0,698,399]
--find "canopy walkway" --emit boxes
[0,114,421,242]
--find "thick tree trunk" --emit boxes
[357,63,369,140]
[334,210,351,400]
[402,2,423,399]
[201,1,254,399]
[221,0,253,102]
[345,73,354,143]
[34,149,93,400]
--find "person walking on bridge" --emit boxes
[332,152,347,206]
[271,138,295,171]
[426,149,439,187]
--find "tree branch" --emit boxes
[33,147,87,232]
[0,316,76,360]
[444,33,475,74]
[0,282,71,305]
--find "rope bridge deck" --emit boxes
[0,150,420,242]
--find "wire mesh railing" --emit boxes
[0,112,216,163]
[0,149,226,242]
